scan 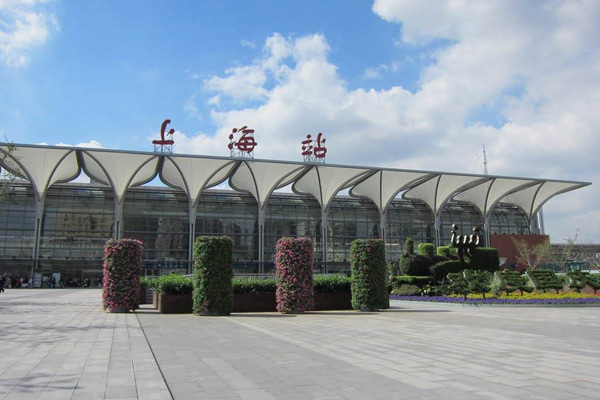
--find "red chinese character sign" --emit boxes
[301,132,327,163]
[152,119,175,153]
[228,126,257,158]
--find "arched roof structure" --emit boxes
[0,143,591,241]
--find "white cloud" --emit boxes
[54,140,103,149]
[184,1,600,242]
[364,61,401,79]
[241,39,256,49]
[0,0,57,67]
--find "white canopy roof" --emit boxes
[81,150,160,204]
[0,143,590,220]
[501,180,588,221]
[160,155,236,207]
[453,177,538,218]
[229,161,306,210]
[403,174,488,216]
[292,165,373,211]
[349,170,432,214]
[0,145,79,201]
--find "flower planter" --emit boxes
[314,292,352,310]
[158,293,193,314]
[233,293,277,312]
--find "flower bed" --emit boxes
[391,292,600,305]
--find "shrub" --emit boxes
[155,274,193,295]
[417,243,435,257]
[405,238,414,255]
[525,270,564,293]
[566,270,587,293]
[391,284,421,296]
[463,270,492,299]
[193,236,234,316]
[140,276,150,293]
[437,245,457,257]
[102,238,143,312]
[350,239,388,311]
[493,270,533,296]
[275,237,314,313]
[404,254,433,276]
[432,260,465,282]
[430,254,449,265]
[387,261,400,280]
[467,247,500,272]
[232,277,277,294]
[447,272,470,299]
[395,275,432,288]
[586,274,600,294]
[399,256,410,275]
[314,275,352,293]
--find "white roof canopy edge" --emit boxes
[0,143,591,217]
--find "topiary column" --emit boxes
[193,236,233,316]
[351,239,388,311]
[275,237,314,313]
[102,239,143,313]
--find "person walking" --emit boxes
[0,275,6,293]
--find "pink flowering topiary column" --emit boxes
[275,237,314,313]
[102,239,144,313]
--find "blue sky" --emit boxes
[1,0,599,243]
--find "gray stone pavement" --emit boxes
[2,290,600,400]
[137,300,600,400]
[0,289,170,400]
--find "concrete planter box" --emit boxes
[158,293,193,314]
[153,291,159,309]
[314,292,352,310]
[233,293,277,312]
[232,292,352,312]
[139,289,148,305]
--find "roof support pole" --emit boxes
[380,211,387,260]
[113,198,124,240]
[31,195,45,283]
[188,204,197,275]
[483,214,491,247]
[529,215,537,234]
[434,213,442,248]
[321,208,329,274]
[258,207,265,274]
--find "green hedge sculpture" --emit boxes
[193,236,234,316]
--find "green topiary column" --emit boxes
[351,239,388,311]
[102,238,143,313]
[193,236,233,316]
[275,237,314,313]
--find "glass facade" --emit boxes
[328,198,380,264]
[0,182,535,278]
[264,195,321,264]
[439,202,484,244]
[123,188,189,274]
[0,185,35,263]
[489,203,531,234]
[40,186,114,261]
[386,201,434,261]
[196,192,258,272]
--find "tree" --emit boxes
[512,237,552,270]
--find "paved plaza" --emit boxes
[1,290,600,399]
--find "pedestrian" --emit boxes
[0,275,6,293]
